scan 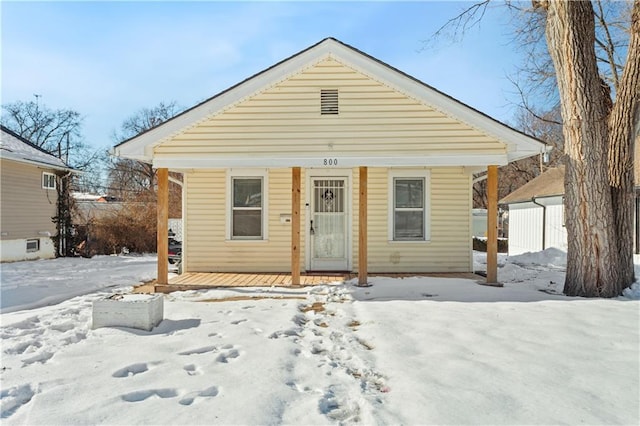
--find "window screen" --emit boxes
[231,178,263,239]
[393,178,425,240]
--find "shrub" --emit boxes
[78,201,156,256]
[473,237,508,253]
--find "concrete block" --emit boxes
[93,294,164,331]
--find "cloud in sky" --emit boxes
[1,1,525,149]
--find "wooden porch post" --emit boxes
[157,168,169,286]
[358,166,368,286]
[486,165,499,285]
[291,167,301,286]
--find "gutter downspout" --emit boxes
[531,197,546,250]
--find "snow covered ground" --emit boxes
[1,251,638,424]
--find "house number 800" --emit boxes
[323,158,338,166]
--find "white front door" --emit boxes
[309,177,349,271]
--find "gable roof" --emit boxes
[114,37,548,164]
[500,166,565,204]
[0,125,74,171]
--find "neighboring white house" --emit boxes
[0,126,75,262]
[500,166,567,256]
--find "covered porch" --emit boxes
[154,165,501,290]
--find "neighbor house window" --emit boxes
[42,172,56,189]
[26,239,40,252]
[227,170,268,240]
[389,170,430,241]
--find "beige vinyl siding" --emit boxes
[184,166,471,273]
[184,168,306,273]
[154,59,505,160]
[361,167,471,273]
[0,159,58,240]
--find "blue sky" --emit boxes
[2,1,525,151]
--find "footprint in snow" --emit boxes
[61,331,87,346]
[178,346,217,356]
[4,340,42,355]
[121,388,178,403]
[50,322,76,333]
[21,351,53,366]
[112,363,149,378]
[216,347,241,363]
[286,381,312,394]
[1,384,35,419]
[319,386,361,422]
[231,319,247,325]
[178,386,219,406]
[183,364,201,376]
[269,328,301,339]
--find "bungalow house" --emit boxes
[114,38,547,286]
[0,125,76,261]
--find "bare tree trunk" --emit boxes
[543,0,620,297]
[609,0,640,288]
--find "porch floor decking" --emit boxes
[153,271,483,293]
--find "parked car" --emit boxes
[168,229,182,267]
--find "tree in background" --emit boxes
[109,101,182,199]
[437,0,639,296]
[2,100,98,168]
[536,0,640,296]
[473,106,564,208]
[75,101,185,256]
[1,99,107,193]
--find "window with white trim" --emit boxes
[42,172,56,189]
[389,170,430,241]
[26,239,40,252]
[228,170,268,240]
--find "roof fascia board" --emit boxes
[115,43,334,160]
[152,153,509,169]
[0,155,77,172]
[500,194,563,205]
[506,150,545,162]
[326,42,546,156]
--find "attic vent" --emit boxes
[321,89,339,115]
